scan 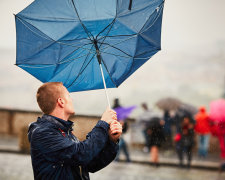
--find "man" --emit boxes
[137,103,154,152]
[28,82,122,180]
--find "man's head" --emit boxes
[36,82,75,119]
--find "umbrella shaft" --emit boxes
[99,64,111,109]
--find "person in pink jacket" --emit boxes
[209,113,225,172]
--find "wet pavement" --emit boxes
[0,152,224,180]
[0,135,221,170]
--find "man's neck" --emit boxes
[50,111,69,121]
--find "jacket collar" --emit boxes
[40,114,74,131]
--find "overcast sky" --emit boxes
[0,0,225,116]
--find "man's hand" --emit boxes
[101,107,117,125]
[109,120,122,143]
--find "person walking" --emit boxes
[210,116,225,172]
[28,82,122,180]
[194,106,211,158]
[175,116,195,168]
[113,98,131,162]
[137,103,154,152]
[163,110,172,149]
[146,117,165,167]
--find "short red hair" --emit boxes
[36,82,64,114]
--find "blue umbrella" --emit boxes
[15,0,164,107]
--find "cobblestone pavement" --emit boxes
[0,153,224,180]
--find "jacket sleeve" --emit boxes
[31,120,110,166]
[86,138,119,173]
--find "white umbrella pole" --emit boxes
[99,63,111,109]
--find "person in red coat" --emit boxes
[194,106,211,158]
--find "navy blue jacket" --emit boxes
[28,115,118,180]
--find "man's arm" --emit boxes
[32,120,109,165]
[86,120,122,173]
[86,139,118,173]
[31,109,117,166]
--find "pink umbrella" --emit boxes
[209,99,225,123]
[209,99,225,135]
[209,99,225,158]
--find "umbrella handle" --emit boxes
[99,64,111,109]
[100,64,118,135]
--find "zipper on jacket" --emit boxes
[79,166,83,180]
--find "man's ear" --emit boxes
[57,98,65,108]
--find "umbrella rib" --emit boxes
[16,64,56,68]
[16,16,97,63]
[16,15,91,43]
[93,13,119,88]
[100,34,137,53]
[134,48,160,59]
[98,33,137,40]
[99,42,132,57]
[17,50,91,67]
[96,0,136,41]
[96,17,116,39]
[97,0,118,49]
[17,42,94,65]
[98,19,116,49]
[121,48,158,81]
[71,0,94,41]
[58,52,94,64]
[57,42,93,63]
[54,44,95,85]
[68,0,118,89]
[16,14,81,22]
[117,43,159,83]
[17,49,94,66]
[139,2,164,35]
[101,51,130,59]
[67,51,97,89]
[118,1,161,18]
[97,23,138,87]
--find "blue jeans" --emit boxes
[198,135,210,157]
[115,137,130,162]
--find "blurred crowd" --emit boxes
[113,98,225,172]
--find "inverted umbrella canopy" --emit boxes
[15,0,164,93]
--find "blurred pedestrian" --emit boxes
[137,103,154,152]
[175,116,195,168]
[194,106,211,158]
[115,120,131,162]
[113,98,121,109]
[210,119,225,172]
[28,82,122,179]
[173,108,195,134]
[113,98,131,162]
[146,117,165,167]
[163,110,173,148]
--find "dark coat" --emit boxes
[146,117,165,148]
[28,115,118,180]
